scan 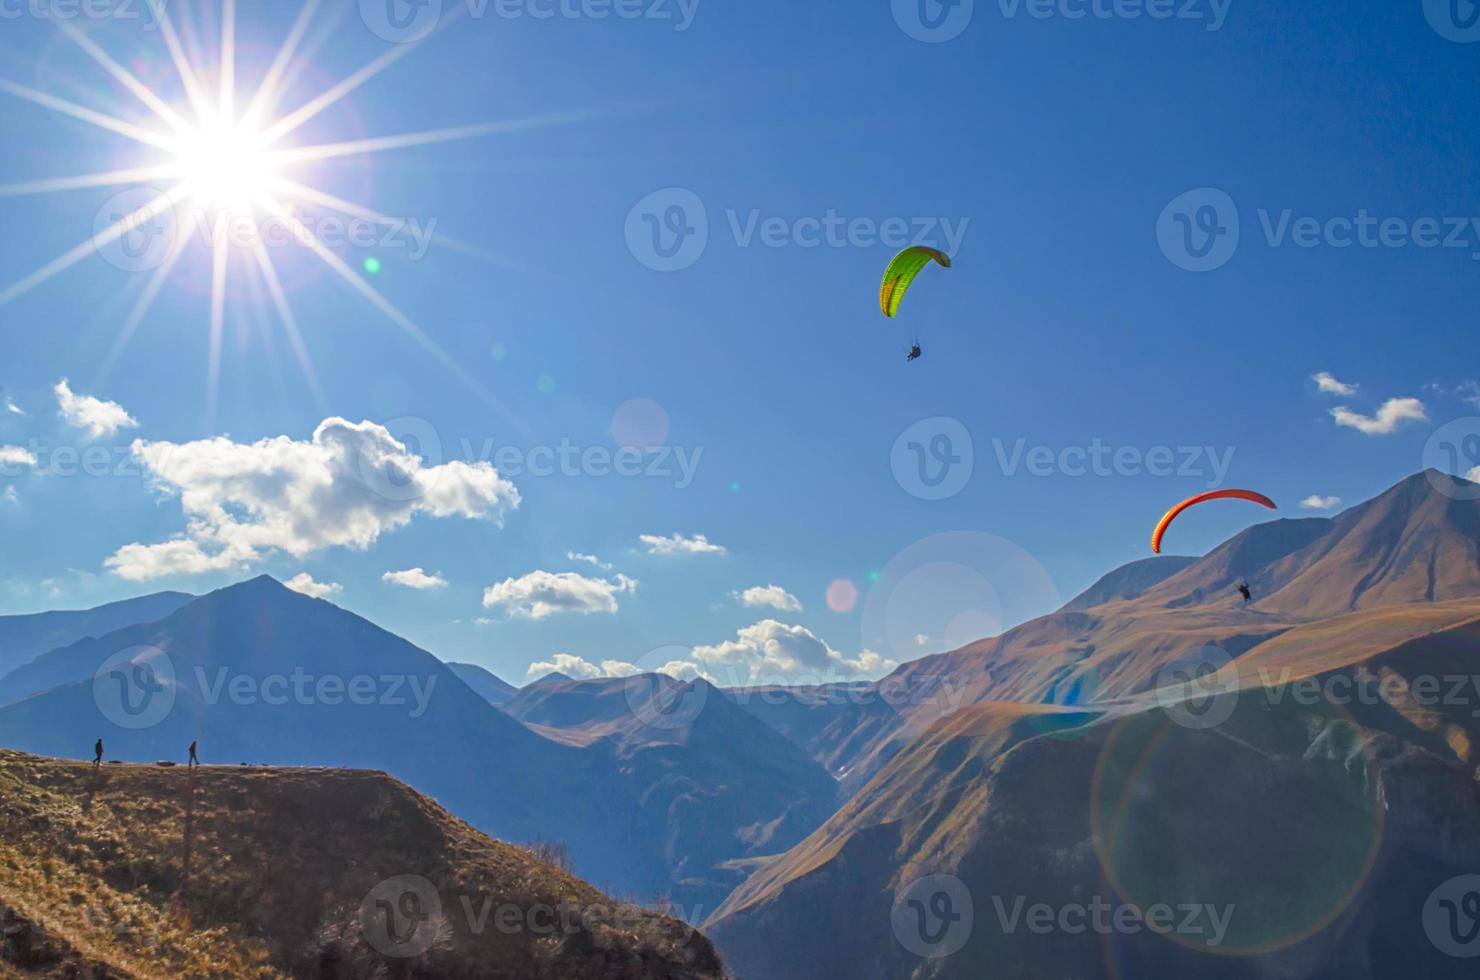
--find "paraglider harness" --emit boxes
[907,342,922,362]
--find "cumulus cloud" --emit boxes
[54,379,137,439]
[690,620,897,686]
[1299,495,1342,511]
[525,653,645,681]
[0,446,37,469]
[482,570,637,620]
[567,551,612,571]
[2,486,16,504]
[1312,372,1358,397]
[640,532,727,558]
[735,584,802,612]
[285,573,341,598]
[2,395,23,416]
[1330,398,1427,436]
[104,418,520,581]
[383,567,449,589]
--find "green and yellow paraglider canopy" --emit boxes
[879,246,952,318]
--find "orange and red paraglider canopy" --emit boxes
[1151,489,1277,554]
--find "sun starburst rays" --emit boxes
[0,1,545,414]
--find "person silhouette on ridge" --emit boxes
[188,740,199,769]
[93,738,103,769]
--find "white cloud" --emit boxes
[567,551,612,571]
[285,573,341,599]
[735,584,802,612]
[690,620,897,686]
[1312,372,1358,397]
[525,653,643,681]
[1299,495,1342,511]
[104,418,520,581]
[383,567,449,589]
[656,660,717,684]
[1330,398,1427,436]
[482,570,637,620]
[2,395,23,416]
[916,633,930,647]
[640,532,727,558]
[524,653,703,683]
[2,486,16,504]
[0,446,37,469]
[54,379,138,439]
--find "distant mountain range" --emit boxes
[0,576,829,913]
[4,471,1480,978]
[0,590,193,681]
[705,472,1480,978]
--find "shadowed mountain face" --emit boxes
[0,590,193,685]
[446,661,519,706]
[504,674,842,911]
[0,750,723,979]
[709,622,1480,979]
[704,472,1480,978]
[0,577,834,913]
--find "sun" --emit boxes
[169,111,278,213]
[0,1,580,421]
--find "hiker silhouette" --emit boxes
[188,741,199,768]
[93,738,103,768]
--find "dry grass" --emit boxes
[0,751,724,979]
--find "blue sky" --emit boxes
[0,0,1477,685]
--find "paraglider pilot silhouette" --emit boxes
[907,343,922,362]
[1237,582,1253,604]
